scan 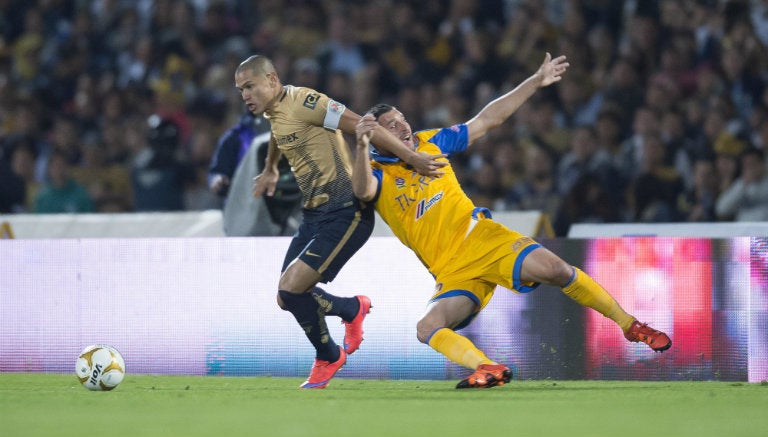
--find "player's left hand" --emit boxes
[538,52,569,87]
[407,152,448,177]
[253,168,279,198]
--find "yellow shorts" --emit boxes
[429,218,541,329]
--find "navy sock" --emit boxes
[278,290,340,362]
[310,286,360,322]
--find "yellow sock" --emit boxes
[428,328,494,370]
[562,267,635,332]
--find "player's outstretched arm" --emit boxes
[465,52,569,145]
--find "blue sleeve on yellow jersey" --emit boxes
[427,124,468,155]
[371,168,383,203]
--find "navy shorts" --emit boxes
[281,204,374,282]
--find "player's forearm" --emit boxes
[477,72,543,128]
[352,143,376,201]
[263,138,281,173]
[370,125,419,164]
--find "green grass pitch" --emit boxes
[1,373,767,437]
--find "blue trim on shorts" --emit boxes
[429,290,480,331]
[513,243,543,293]
[563,266,577,287]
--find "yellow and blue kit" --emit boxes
[370,124,542,328]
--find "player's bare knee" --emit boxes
[416,318,440,344]
[552,260,575,285]
[525,248,574,286]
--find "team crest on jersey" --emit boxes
[511,236,535,252]
[395,177,406,189]
[303,93,319,109]
[328,100,344,114]
[415,191,443,220]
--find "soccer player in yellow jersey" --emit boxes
[235,55,446,389]
[352,53,671,389]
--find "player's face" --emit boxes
[235,69,279,115]
[377,109,414,149]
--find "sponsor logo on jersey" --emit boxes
[415,191,443,220]
[395,177,406,189]
[303,93,319,109]
[275,132,298,145]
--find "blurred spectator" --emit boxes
[713,132,747,195]
[504,144,561,219]
[0,158,25,213]
[556,125,624,205]
[553,172,620,237]
[131,115,192,212]
[556,70,602,128]
[465,160,505,210]
[520,97,570,159]
[678,158,719,222]
[719,18,766,122]
[593,106,624,158]
[715,147,768,221]
[292,57,321,89]
[492,136,526,195]
[602,57,645,124]
[36,115,82,181]
[616,105,659,179]
[316,7,367,82]
[70,139,133,212]
[208,111,267,201]
[8,138,40,212]
[33,150,94,214]
[660,108,698,189]
[627,133,685,222]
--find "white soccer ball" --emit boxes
[75,344,126,391]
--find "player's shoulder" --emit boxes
[416,125,465,141]
[284,85,325,108]
[415,128,444,153]
[416,124,467,154]
[284,84,311,98]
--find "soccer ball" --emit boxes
[75,344,126,391]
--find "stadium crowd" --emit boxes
[1,0,768,235]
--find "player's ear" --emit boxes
[266,71,279,86]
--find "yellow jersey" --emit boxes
[371,125,481,275]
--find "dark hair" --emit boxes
[366,103,396,120]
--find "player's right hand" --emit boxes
[253,169,279,198]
